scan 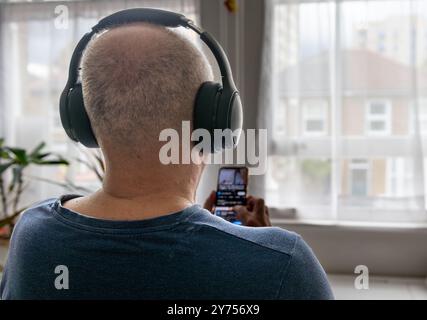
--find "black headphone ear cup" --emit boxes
[194,81,222,152]
[60,89,78,142]
[67,84,99,148]
[214,91,243,150]
[194,82,244,153]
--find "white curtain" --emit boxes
[0,0,199,204]
[260,0,427,223]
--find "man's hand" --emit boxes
[203,191,271,227]
[203,191,216,213]
[234,196,271,227]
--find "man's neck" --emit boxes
[63,163,202,221]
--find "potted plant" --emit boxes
[0,138,69,240]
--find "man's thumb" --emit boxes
[234,205,249,224]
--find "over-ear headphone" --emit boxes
[59,8,243,152]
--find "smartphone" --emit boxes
[214,167,248,225]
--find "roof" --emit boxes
[278,49,427,97]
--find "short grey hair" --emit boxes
[81,23,213,152]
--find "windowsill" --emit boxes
[271,210,427,277]
[328,273,427,300]
[270,207,427,231]
[271,217,427,231]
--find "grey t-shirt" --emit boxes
[0,195,333,299]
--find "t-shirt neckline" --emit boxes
[50,194,201,233]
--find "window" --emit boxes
[302,100,328,136]
[266,0,427,223]
[366,100,391,136]
[349,159,369,197]
[386,158,414,197]
[377,31,386,53]
[0,0,199,203]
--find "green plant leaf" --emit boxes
[33,159,69,166]
[25,142,69,166]
[33,152,50,160]
[5,147,28,165]
[0,139,11,159]
[0,150,10,159]
[29,142,46,158]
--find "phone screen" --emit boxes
[214,167,248,225]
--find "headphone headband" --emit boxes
[94,9,236,90]
[94,8,189,31]
[60,8,243,150]
[64,8,236,95]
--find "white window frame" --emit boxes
[348,159,370,197]
[365,99,392,136]
[302,99,328,137]
[386,158,414,197]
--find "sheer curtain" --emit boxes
[260,0,427,223]
[0,0,199,204]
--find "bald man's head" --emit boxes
[81,23,213,155]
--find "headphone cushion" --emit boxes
[194,82,243,152]
[67,84,99,148]
[215,91,243,150]
[228,92,243,145]
[194,81,222,134]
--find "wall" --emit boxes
[276,222,427,277]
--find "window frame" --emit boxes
[385,157,415,198]
[348,159,371,197]
[302,99,328,137]
[365,99,392,136]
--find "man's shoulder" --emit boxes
[19,197,56,221]
[188,206,300,258]
[22,197,57,213]
[1,198,60,299]
[11,198,58,241]
[186,207,334,299]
